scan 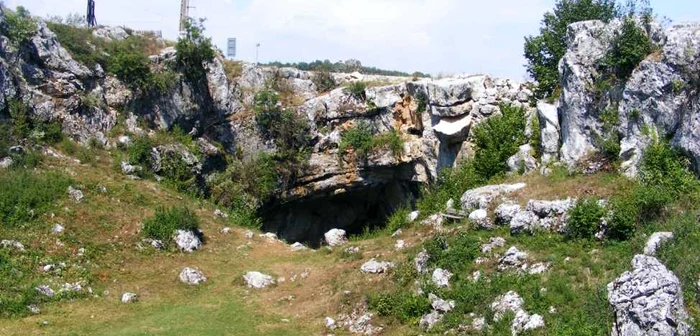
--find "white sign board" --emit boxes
[227,38,236,58]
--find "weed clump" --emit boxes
[0,170,73,228]
[142,206,200,249]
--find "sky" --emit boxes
[9,0,700,80]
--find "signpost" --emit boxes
[227,38,236,59]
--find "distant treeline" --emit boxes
[263,59,431,78]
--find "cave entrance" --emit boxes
[262,180,421,248]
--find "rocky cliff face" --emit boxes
[555,18,700,176]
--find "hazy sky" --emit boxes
[9,0,700,79]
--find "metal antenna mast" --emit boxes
[86,0,97,27]
[179,0,191,32]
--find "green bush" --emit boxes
[368,291,431,322]
[311,70,337,93]
[524,0,617,100]
[566,198,605,239]
[47,22,107,67]
[76,145,97,166]
[208,153,278,211]
[0,122,11,157]
[601,17,656,81]
[175,18,215,84]
[160,153,201,197]
[373,129,404,158]
[640,139,697,195]
[142,206,200,249]
[424,232,480,273]
[8,99,31,139]
[1,6,38,47]
[606,195,638,240]
[128,136,154,168]
[346,81,367,100]
[530,115,542,159]
[472,104,527,180]
[417,161,484,217]
[338,121,375,159]
[385,207,410,233]
[414,91,428,115]
[0,170,73,228]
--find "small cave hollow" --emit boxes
[262,181,421,248]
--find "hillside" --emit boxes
[1,2,700,336]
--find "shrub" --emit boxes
[368,291,431,322]
[76,145,97,166]
[0,122,11,157]
[417,161,484,216]
[606,195,639,240]
[346,81,368,100]
[142,206,200,249]
[47,22,107,67]
[601,17,656,81]
[128,136,154,167]
[472,104,527,180]
[106,37,176,94]
[312,70,337,93]
[209,153,278,210]
[415,91,428,115]
[175,18,215,85]
[424,232,480,273]
[7,99,31,139]
[640,139,697,195]
[385,207,410,233]
[160,153,202,197]
[566,198,605,239]
[524,0,617,99]
[0,170,73,228]
[222,59,243,82]
[530,115,542,159]
[1,6,38,47]
[338,121,375,159]
[374,129,404,158]
[36,121,64,145]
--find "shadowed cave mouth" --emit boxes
[262,181,421,248]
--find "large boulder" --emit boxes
[460,183,527,210]
[507,144,538,174]
[243,271,275,289]
[536,101,560,165]
[179,267,207,285]
[608,255,691,336]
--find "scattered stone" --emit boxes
[491,291,545,335]
[214,209,229,219]
[468,209,493,229]
[179,267,207,285]
[475,257,489,264]
[445,198,456,212]
[421,214,444,229]
[507,144,538,174]
[243,271,275,289]
[117,135,131,146]
[391,229,402,237]
[325,316,337,330]
[143,238,164,250]
[528,262,550,275]
[408,211,420,222]
[27,304,41,314]
[1,240,25,251]
[338,306,383,335]
[432,268,453,288]
[175,230,202,253]
[526,199,576,218]
[509,211,540,235]
[35,285,55,297]
[608,255,691,336]
[324,229,348,247]
[461,183,527,210]
[42,264,54,272]
[360,259,394,274]
[67,186,84,202]
[498,246,528,271]
[259,232,279,241]
[472,316,486,331]
[290,242,307,251]
[245,230,254,239]
[419,310,443,330]
[472,271,482,282]
[121,292,138,303]
[0,157,13,168]
[643,232,674,256]
[120,161,141,175]
[429,293,455,312]
[220,227,231,234]
[549,306,557,314]
[52,224,65,234]
[495,202,522,225]
[415,250,430,274]
[481,237,506,254]
[344,246,361,254]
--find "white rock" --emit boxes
[52,224,65,234]
[175,230,202,253]
[415,250,430,274]
[179,267,207,285]
[1,240,25,251]
[495,202,522,225]
[345,246,360,254]
[391,229,402,238]
[259,232,279,241]
[472,271,482,282]
[419,310,443,330]
[643,232,674,256]
[220,227,231,234]
[360,259,394,274]
[243,271,275,289]
[67,186,84,202]
[481,237,507,254]
[120,161,141,175]
[324,229,348,247]
[325,316,337,330]
[432,268,453,288]
[0,157,13,168]
[507,144,538,174]
[526,199,576,218]
[469,209,493,230]
[394,240,406,250]
[429,293,456,312]
[213,209,229,219]
[509,211,540,235]
[121,292,138,303]
[408,211,420,222]
[35,285,55,297]
[245,230,254,239]
[608,255,691,336]
[537,101,560,165]
[528,262,550,275]
[27,304,41,314]
[461,183,527,210]
[290,242,307,251]
[498,246,528,271]
[421,214,444,229]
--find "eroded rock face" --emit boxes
[537,101,560,165]
[507,144,538,174]
[460,183,527,210]
[643,232,674,256]
[608,255,691,336]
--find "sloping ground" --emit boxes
[0,149,698,336]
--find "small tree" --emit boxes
[1,6,38,48]
[175,18,215,85]
[472,104,527,180]
[524,0,618,100]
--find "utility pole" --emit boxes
[256,43,261,65]
[179,0,190,32]
[86,0,96,27]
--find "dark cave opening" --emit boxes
[262,180,421,248]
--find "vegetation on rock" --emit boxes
[142,206,200,249]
